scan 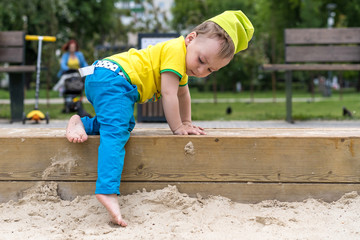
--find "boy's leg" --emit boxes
[81,115,100,135]
[66,115,88,143]
[66,73,100,143]
[66,107,101,143]
[96,194,127,226]
[85,69,138,226]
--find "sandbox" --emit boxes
[0,128,359,239]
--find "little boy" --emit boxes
[66,10,254,226]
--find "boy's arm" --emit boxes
[178,85,206,133]
[161,72,205,135]
[177,84,192,124]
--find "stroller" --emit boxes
[53,69,91,118]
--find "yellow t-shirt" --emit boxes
[67,57,80,69]
[106,36,188,103]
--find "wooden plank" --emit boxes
[285,28,360,45]
[58,182,360,203]
[153,101,158,116]
[3,127,360,138]
[0,31,24,47]
[0,65,36,73]
[124,134,360,183]
[262,64,360,71]
[158,101,164,116]
[1,181,360,203]
[1,128,360,183]
[139,102,166,122]
[0,48,24,63]
[148,102,153,117]
[286,46,360,62]
[0,137,99,181]
[141,102,147,116]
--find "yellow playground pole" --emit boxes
[25,35,56,42]
[23,35,56,124]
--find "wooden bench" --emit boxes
[0,31,36,122]
[262,28,360,123]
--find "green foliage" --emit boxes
[343,0,360,26]
[255,0,302,64]
[58,0,121,44]
[299,0,324,28]
[171,0,208,32]
[2,0,360,93]
[0,0,124,87]
[56,0,126,64]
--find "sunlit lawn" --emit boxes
[0,88,359,121]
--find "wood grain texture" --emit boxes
[1,181,360,203]
[264,28,360,72]
[285,28,360,44]
[0,31,24,47]
[0,48,24,63]
[2,128,360,138]
[262,64,360,71]
[1,128,360,203]
[1,128,360,183]
[0,65,36,73]
[286,46,360,62]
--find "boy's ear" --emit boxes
[185,31,197,46]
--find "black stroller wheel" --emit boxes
[22,112,26,124]
[45,112,50,124]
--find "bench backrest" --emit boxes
[285,28,360,63]
[0,31,25,63]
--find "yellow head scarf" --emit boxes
[208,10,254,54]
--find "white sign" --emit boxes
[140,37,175,49]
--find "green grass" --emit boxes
[0,87,353,100]
[188,87,358,100]
[191,100,360,121]
[0,89,60,99]
[0,88,359,121]
[0,103,96,120]
[189,88,360,121]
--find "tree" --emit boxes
[0,0,60,90]
[171,0,208,33]
[0,0,123,87]
[57,0,125,62]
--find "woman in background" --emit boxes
[57,39,88,78]
[54,39,90,117]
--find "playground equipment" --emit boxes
[23,35,56,124]
[53,69,91,118]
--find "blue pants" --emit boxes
[81,67,138,195]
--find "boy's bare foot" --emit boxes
[66,115,88,143]
[96,194,127,227]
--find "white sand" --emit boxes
[0,182,359,240]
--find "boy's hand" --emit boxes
[183,121,206,134]
[173,123,206,135]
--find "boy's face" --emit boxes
[185,32,232,78]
